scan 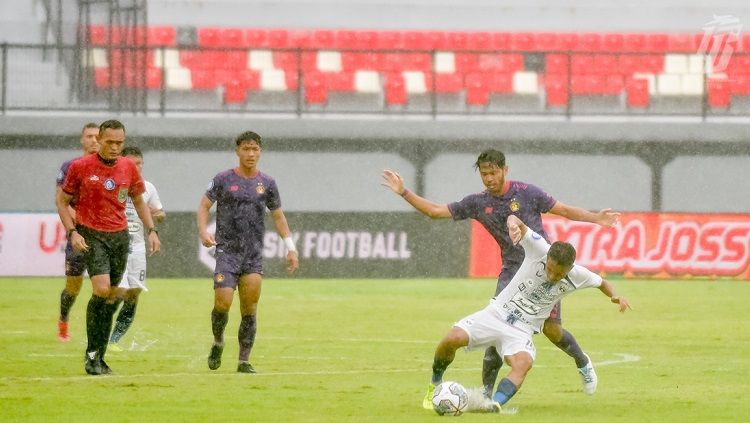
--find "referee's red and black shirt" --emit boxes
[62,154,145,232]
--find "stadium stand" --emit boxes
[82,26,750,113]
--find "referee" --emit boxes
[56,119,161,375]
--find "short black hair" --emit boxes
[121,146,142,158]
[99,119,125,134]
[474,149,505,170]
[81,122,98,134]
[548,241,576,267]
[235,131,262,147]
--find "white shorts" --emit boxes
[454,305,536,360]
[118,249,148,291]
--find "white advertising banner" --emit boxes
[0,213,67,276]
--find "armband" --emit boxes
[67,228,77,238]
[283,236,297,253]
[400,189,410,197]
[147,227,159,236]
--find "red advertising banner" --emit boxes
[0,213,67,276]
[469,213,750,279]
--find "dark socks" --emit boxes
[431,356,452,385]
[492,378,518,405]
[110,300,138,343]
[85,295,107,355]
[211,309,229,345]
[60,289,77,321]
[238,314,257,362]
[482,347,503,396]
[552,329,589,368]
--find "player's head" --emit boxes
[235,131,262,148]
[545,241,576,282]
[235,131,262,169]
[122,146,143,172]
[474,149,508,195]
[80,122,99,155]
[96,120,126,160]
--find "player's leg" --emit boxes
[493,351,533,406]
[542,302,597,394]
[110,251,147,348]
[236,272,262,373]
[208,258,238,370]
[481,270,513,396]
[58,242,86,341]
[422,326,470,409]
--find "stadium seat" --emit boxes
[536,33,561,52]
[622,33,647,52]
[304,72,328,104]
[626,78,650,107]
[602,33,624,52]
[385,73,407,105]
[435,73,463,93]
[148,26,176,47]
[197,27,221,47]
[219,28,245,47]
[166,68,192,90]
[465,73,490,105]
[223,79,248,104]
[328,72,355,91]
[707,77,730,107]
[467,32,493,51]
[354,70,381,93]
[88,25,108,46]
[434,52,456,73]
[544,74,569,106]
[545,54,569,74]
[246,29,269,48]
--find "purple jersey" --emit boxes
[56,159,75,187]
[448,181,556,272]
[206,169,281,254]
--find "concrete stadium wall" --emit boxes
[425,153,652,212]
[1,148,744,214]
[149,0,750,32]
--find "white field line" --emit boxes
[11,353,640,383]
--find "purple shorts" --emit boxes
[496,267,562,325]
[64,240,87,276]
[213,251,263,289]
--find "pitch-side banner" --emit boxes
[469,213,750,279]
[0,213,67,276]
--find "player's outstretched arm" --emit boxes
[506,215,528,245]
[381,169,451,219]
[598,280,632,313]
[271,208,299,274]
[196,195,216,248]
[549,201,621,227]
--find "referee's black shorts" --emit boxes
[76,225,129,285]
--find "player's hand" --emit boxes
[70,232,89,252]
[286,251,299,274]
[148,231,161,256]
[507,215,522,245]
[381,169,406,195]
[200,232,217,248]
[611,296,632,313]
[596,208,621,227]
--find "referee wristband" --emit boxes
[147,227,159,236]
[283,236,297,253]
[67,228,77,238]
[400,189,410,197]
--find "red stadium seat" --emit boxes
[435,73,463,93]
[328,72,355,91]
[191,69,218,89]
[667,33,696,53]
[454,53,478,74]
[731,75,750,95]
[592,55,618,75]
[646,33,669,53]
[354,31,378,50]
[377,31,404,50]
[536,33,561,52]
[544,74,568,106]
[336,30,357,49]
[223,79,247,104]
[198,27,221,47]
[268,29,291,48]
[571,55,594,74]
[559,33,581,51]
[511,32,536,52]
[219,28,245,47]
[468,32,494,51]
[545,54,569,75]
[385,73,407,105]
[626,78,649,107]
[465,73,490,105]
[578,33,602,52]
[602,33,624,52]
[147,26,175,47]
[304,72,328,104]
[492,33,512,51]
[88,25,108,45]
[622,33,647,52]
[445,32,469,51]
[707,78,730,107]
[246,29,269,48]
[312,30,337,49]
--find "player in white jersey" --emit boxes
[109,147,165,350]
[425,215,631,412]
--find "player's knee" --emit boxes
[543,322,563,342]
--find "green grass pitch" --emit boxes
[0,278,748,422]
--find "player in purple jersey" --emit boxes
[197,131,299,374]
[55,122,99,342]
[382,149,620,403]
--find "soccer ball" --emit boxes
[431,381,469,416]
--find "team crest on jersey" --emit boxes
[484,206,493,214]
[230,185,239,192]
[215,273,225,283]
[509,198,520,212]
[117,187,128,203]
[103,178,116,191]
[255,183,265,194]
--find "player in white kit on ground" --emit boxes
[426,215,631,412]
